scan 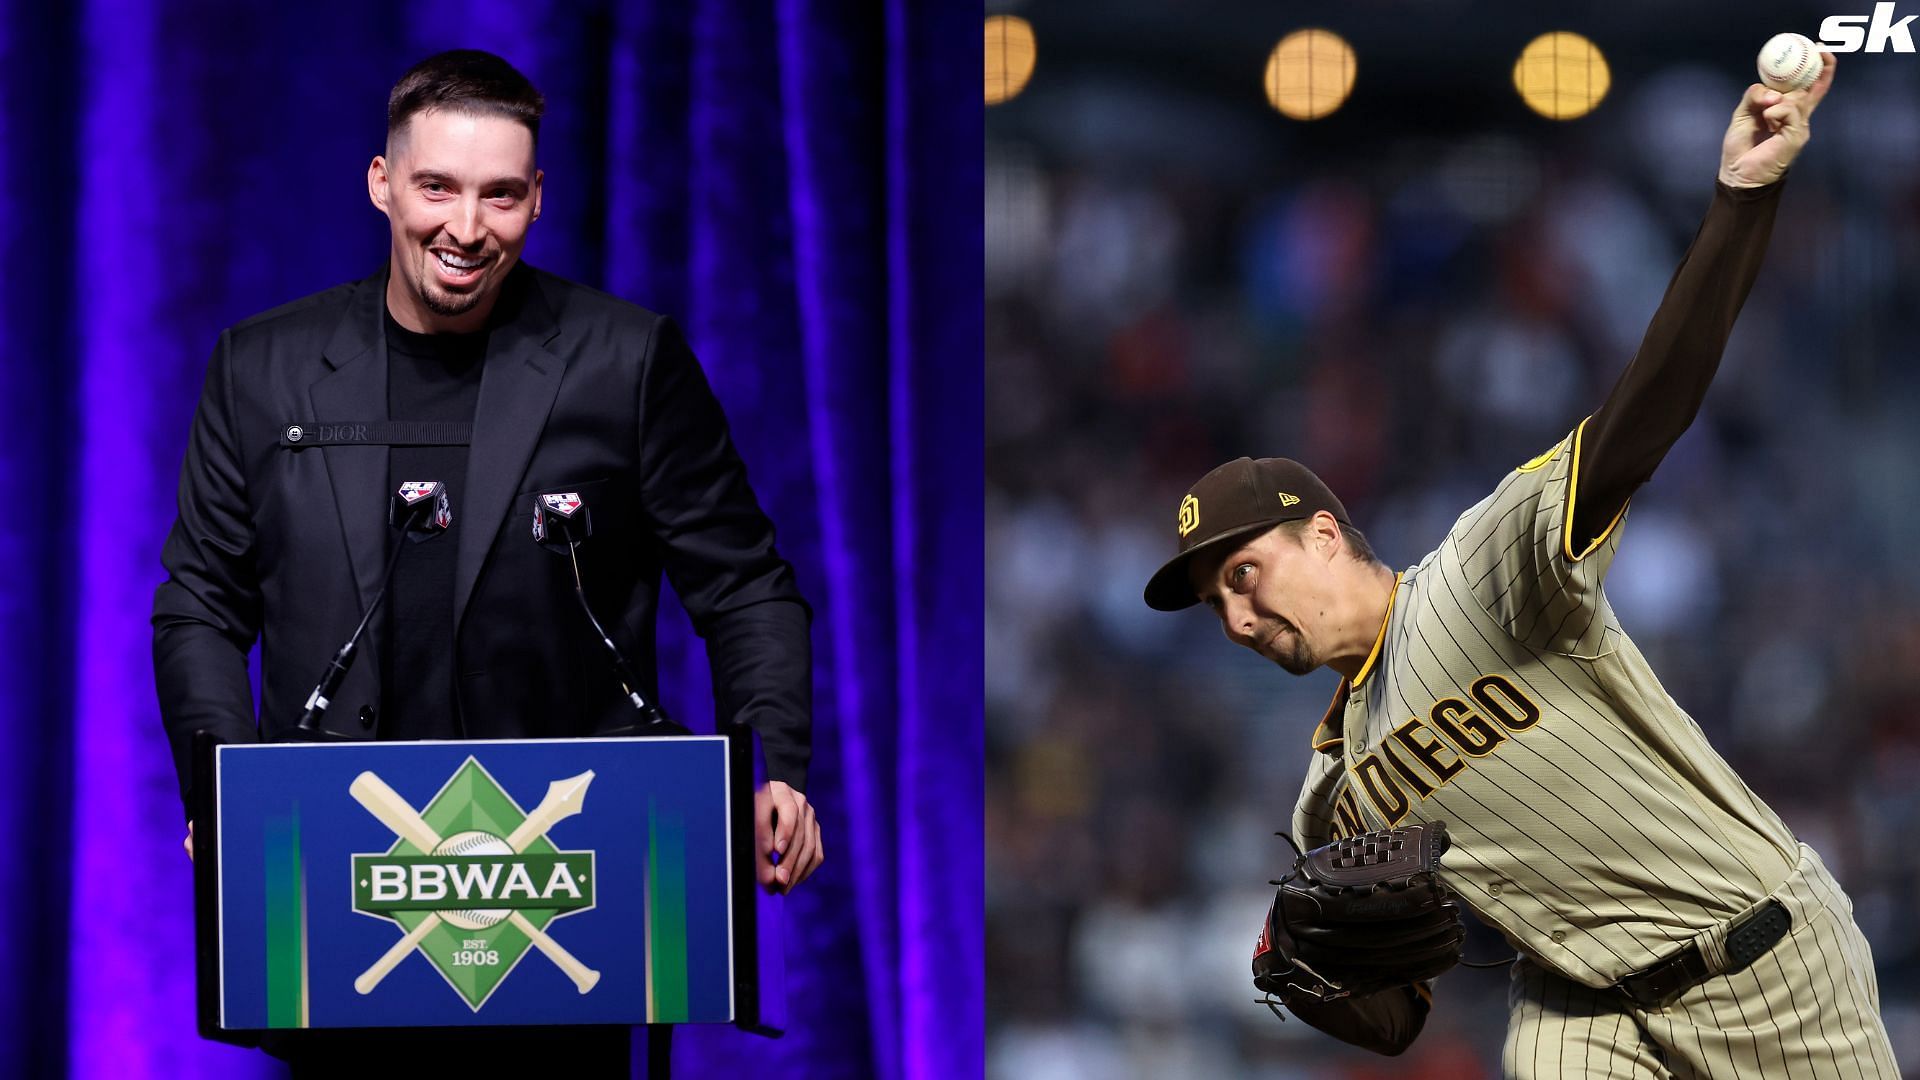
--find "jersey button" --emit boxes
[1488,882,1503,897]
[1551,930,1566,944]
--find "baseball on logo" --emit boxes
[433,830,514,930]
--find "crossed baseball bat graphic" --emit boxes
[349,769,601,996]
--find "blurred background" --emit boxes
[986,1,1920,1076]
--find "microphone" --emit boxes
[532,491,685,735]
[292,482,453,736]
[396,481,454,533]
[530,490,588,545]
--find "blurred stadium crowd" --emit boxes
[987,19,1920,1077]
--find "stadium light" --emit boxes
[1513,32,1610,120]
[1263,29,1357,121]
[987,15,1037,105]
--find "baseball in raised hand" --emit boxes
[1720,47,1834,188]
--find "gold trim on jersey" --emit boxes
[1563,415,1629,563]
[1350,572,1404,690]
[1311,681,1350,755]
[1517,441,1559,473]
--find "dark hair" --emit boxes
[387,50,545,151]
[1277,517,1384,568]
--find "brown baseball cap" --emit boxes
[1142,457,1350,611]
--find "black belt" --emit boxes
[1615,898,1791,1009]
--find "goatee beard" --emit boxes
[414,247,496,318]
[419,283,483,317]
[417,270,485,318]
[1272,642,1318,676]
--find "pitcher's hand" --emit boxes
[1720,52,1834,188]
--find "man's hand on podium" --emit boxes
[755,780,823,893]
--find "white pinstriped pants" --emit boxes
[1502,845,1899,1079]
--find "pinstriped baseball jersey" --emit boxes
[1292,417,1801,989]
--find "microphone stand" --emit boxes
[564,539,686,736]
[292,538,408,736]
[533,491,687,737]
[289,482,452,739]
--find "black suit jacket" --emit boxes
[152,262,812,802]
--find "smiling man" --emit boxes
[371,75,541,333]
[153,50,819,1075]
[1144,56,1898,1077]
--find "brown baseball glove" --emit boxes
[1253,822,1466,1008]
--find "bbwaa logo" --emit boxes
[349,760,599,1010]
[1821,3,1918,51]
[541,493,583,517]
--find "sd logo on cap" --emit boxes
[1143,457,1350,611]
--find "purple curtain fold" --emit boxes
[0,2,980,1076]
[886,5,983,1072]
[0,3,77,1077]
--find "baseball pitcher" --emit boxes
[1146,51,1900,1077]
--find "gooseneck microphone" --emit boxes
[294,482,453,736]
[532,491,685,735]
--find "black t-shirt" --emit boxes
[381,308,486,740]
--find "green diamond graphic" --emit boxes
[351,758,596,1011]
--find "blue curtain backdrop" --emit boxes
[0,2,981,1077]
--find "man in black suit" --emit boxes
[154,52,822,1051]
